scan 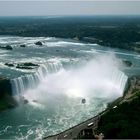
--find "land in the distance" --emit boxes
[0,16,140,52]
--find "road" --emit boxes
[44,115,101,139]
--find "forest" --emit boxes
[97,92,140,138]
[0,16,140,52]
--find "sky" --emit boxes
[0,1,140,16]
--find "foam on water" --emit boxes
[44,41,85,47]
[0,36,134,140]
[20,54,128,105]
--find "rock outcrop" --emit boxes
[123,60,132,67]
[35,41,43,46]
[16,62,39,69]
[20,44,26,47]
[0,45,13,50]
[6,45,13,50]
[5,62,39,69]
[5,63,14,67]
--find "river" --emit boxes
[0,36,140,139]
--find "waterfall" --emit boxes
[111,69,128,95]
[10,59,128,99]
[10,62,63,96]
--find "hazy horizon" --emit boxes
[0,1,140,16]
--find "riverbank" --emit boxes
[43,75,140,139]
[97,76,140,139]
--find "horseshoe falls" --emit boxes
[10,58,128,101]
[0,36,139,140]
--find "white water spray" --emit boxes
[22,54,128,104]
[10,61,63,97]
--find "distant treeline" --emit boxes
[0,16,140,51]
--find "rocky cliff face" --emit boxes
[0,77,17,111]
[0,77,12,96]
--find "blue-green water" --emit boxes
[0,36,140,139]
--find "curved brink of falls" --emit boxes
[10,59,128,102]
